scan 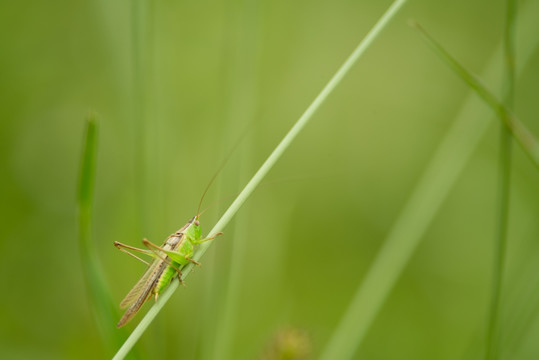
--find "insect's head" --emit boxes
[187,215,202,239]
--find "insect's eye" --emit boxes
[194,220,200,226]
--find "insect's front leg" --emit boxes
[183,232,223,265]
[193,232,224,244]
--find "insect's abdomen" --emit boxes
[154,261,180,296]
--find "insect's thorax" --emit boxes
[165,219,193,249]
[163,217,200,252]
[177,217,202,240]
[165,233,184,251]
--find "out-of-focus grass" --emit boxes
[411,22,539,167]
[321,3,539,360]
[77,115,121,357]
[412,6,539,360]
[486,0,516,359]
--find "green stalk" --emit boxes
[78,115,123,356]
[485,1,516,359]
[411,22,539,168]
[112,1,407,358]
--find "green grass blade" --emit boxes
[411,21,539,168]
[485,1,516,359]
[112,1,408,358]
[78,115,124,356]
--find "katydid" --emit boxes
[114,130,250,328]
[114,217,222,327]
[114,172,227,328]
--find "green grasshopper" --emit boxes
[114,216,222,327]
[114,131,249,327]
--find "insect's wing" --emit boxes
[116,286,152,328]
[117,285,154,328]
[119,261,158,309]
[116,261,164,328]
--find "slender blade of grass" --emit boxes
[485,1,516,359]
[78,115,124,356]
[112,1,408,358]
[411,22,539,168]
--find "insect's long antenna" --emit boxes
[198,191,240,218]
[196,125,252,217]
[198,173,321,218]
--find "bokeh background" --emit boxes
[1,0,538,359]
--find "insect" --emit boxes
[114,216,222,327]
[113,165,230,328]
[113,130,249,328]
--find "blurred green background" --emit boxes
[1,0,538,359]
